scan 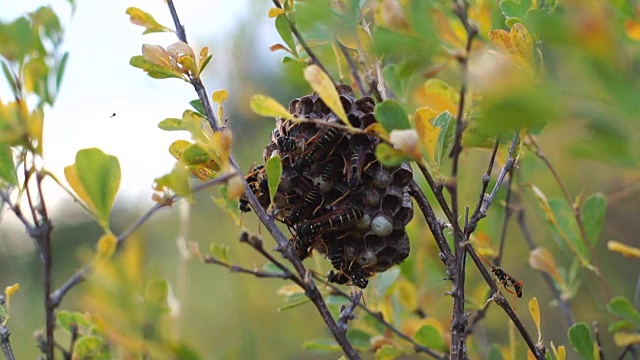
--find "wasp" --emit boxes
[296,208,364,240]
[286,186,323,225]
[293,127,340,175]
[328,264,369,289]
[327,240,345,271]
[274,129,297,153]
[239,164,269,213]
[476,251,524,306]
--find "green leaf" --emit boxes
[347,329,371,349]
[375,143,412,167]
[189,99,206,116]
[375,267,400,296]
[568,323,594,360]
[374,100,410,133]
[125,7,173,34]
[182,143,212,165]
[171,343,202,360]
[548,198,590,264]
[199,54,213,75]
[487,344,505,360]
[266,155,282,207]
[0,17,44,62]
[500,0,533,22]
[209,243,231,264]
[607,296,640,328]
[57,310,91,334]
[581,193,606,247]
[608,319,636,333]
[433,111,455,166]
[73,335,108,359]
[211,184,240,226]
[414,324,445,351]
[302,339,341,353]
[158,118,184,131]
[153,163,191,198]
[129,55,185,80]
[72,148,121,228]
[275,15,297,57]
[0,303,8,320]
[0,145,18,186]
[55,52,69,92]
[375,344,406,360]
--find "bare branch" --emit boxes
[337,291,362,334]
[0,325,16,360]
[313,275,446,360]
[203,256,293,280]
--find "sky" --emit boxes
[1,0,279,213]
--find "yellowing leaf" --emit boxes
[529,297,542,344]
[414,107,439,162]
[268,7,285,18]
[510,23,535,68]
[389,129,421,160]
[556,345,566,360]
[28,108,44,154]
[364,123,389,142]
[142,44,173,69]
[64,164,97,214]
[199,47,213,75]
[529,247,563,285]
[96,233,117,262]
[250,94,293,119]
[607,240,640,259]
[125,7,173,34]
[614,332,640,346]
[395,280,417,310]
[415,79,459,115]
[168,42,197,76]
[303,65,350,127]
[530,185,556,225]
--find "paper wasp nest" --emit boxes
[241,85,413,288]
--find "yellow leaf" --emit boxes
[303,65,351,127]
[607,240,640,258]
[389,129,421,160]
[414,107,439,162]
[528,297,542,344]
[529,247,563,285]
[168,41,197,76]
[527,350,536,360]
[416,79,459,115]
[212,89,228,120]
[557,345,566,360]
[250,94,293,119]
[64,164,97,216]
[212,89,228,105]
[96,233,117,262]
[4,283,19,297]
[210,131,232,170]
[614,332,640,346]
[125,7,173,34]
[432,9,465,48]
[510,23,535,70]
[268,7,285,18]
[625,19,640,40]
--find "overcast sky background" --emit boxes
[1,0,279,213]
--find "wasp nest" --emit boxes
[241,85,413,288]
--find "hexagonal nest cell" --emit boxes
[240,85,413,288]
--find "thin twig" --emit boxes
[203,256,293,279]
[271,0,335,84]
[337,291,362,333]
[593,321,605,360]
[465,136,501,236]
[449,1,478,357]
[415,162,457,229]
[312,274,446,360]
[408,181,453,266]
[516,207,575,327]
[336,41,367,96]
[50,173,237,307]
[495,173,513,267]
[0,190,33,229]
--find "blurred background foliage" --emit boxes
[1,0,640,359]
